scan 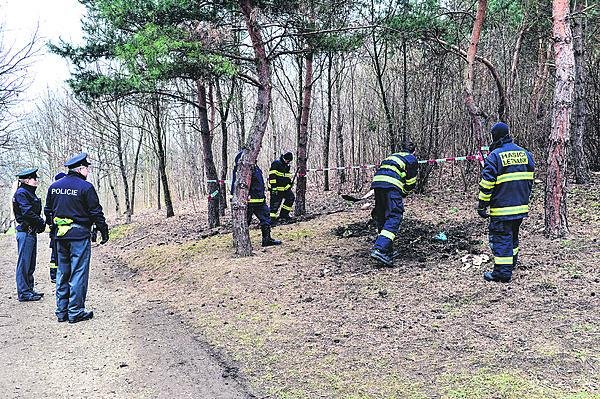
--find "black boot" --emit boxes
[261,225,282,247]
[370,248,394,267]
[50,266,57,283]
[483,264,512,283]
[278,208,297,224]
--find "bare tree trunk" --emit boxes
[335,58,346,185]
[115,123,132,224]
[235,81,246,148]
[197,80,221,228]
[157,166,161,210]
[370,31,395,152]
[215,79,233,215]
[572,0,590,184]
[530,40,552,117]
[295,49,314,216]
[507,22,528,101]
[349,62,358,190]
[152,96,174,218]
[208,82,215,133]
[464,0,488,158]
[295,54,303,165]
[271,108,278,159]
[417,57,444,193]
[435,37,507,123]
[323,53,333,192]
[107,171,121,217]
[545,0,574,237]
[130,129,144,215]
[232,0,272,256]
[233,19,246,150]
[402,36,408,142]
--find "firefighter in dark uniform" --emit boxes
[232,152,282,247]
[12,168,47,302]
[48,172,66,283]
[44,153,109,323]
[370,141,418,267]
[478,122,534,283]
[269,152,295,223]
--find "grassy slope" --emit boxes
[108,178,600,399]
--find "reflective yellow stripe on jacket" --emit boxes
[384,155,406,170]
[380,164,406,177]
[271,184,292,192]
[269,170,293,178]
[489,205,529,216]
[372,175,404,191]
[496,171,534,185]
[478,192,492,201]
[479,179,495,189]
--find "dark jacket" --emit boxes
[478,135,535,220]
[268,157,292,192]
[12,184,45,233]
[44,171,108,240]
[231,153,267,204]
[371,151,418,196]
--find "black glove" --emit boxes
[99,226,110,245]
[36,220,47,234]
[476,201,489,218]
[90,226,98,243]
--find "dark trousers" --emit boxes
[488,218,523,280]
[56,239,91,320]
[49,236,58,281]
[15,232,37,300]
[371,188,404,253]
[247,203,271,227]
[270,190,295,219]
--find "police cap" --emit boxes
[64,152,91,168]
[16,167,38,179]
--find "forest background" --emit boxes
[0,0,598,250]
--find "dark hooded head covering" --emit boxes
[491,122,510,142]
[282,152,293,162]
[401,140,416,154]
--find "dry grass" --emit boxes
[102,178,600,398]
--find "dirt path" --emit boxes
[0,234,252,399]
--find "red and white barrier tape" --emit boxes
[207,149,488,183]
[302,152,486,174]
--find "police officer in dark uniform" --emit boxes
[268,152,295,223]
[370,141,419,267]
[44,153,109,323]
[232,151,282,247]
[477,122,535,283]
[48,172,66,283]
[13,168,47,302]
